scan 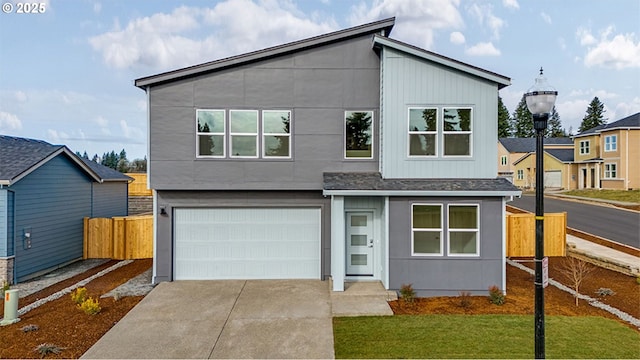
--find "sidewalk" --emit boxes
[566,234,640,276]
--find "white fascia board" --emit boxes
[323,189,522,197]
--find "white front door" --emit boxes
[346,212,374,276]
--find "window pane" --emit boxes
[443,108,471,131]
[230,111,257,133]
[264,136,289,157]
[449,206,477,229]
[351,215,367,227]
[449,232,477,254]
[351,254,367,265]
[413,231,440,254]
[198,135,224,156]
[231,135,257,156]
[413,205,441,229]
[345,111,372,158]
[409,108,437,131]
[444,134,470,156]
[197,110,224,133]
[351,235,367,246]
[409,134,436,156]
[264,111,290,134]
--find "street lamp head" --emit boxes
[524,67,558,116]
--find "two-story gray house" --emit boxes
[135,17,520,296]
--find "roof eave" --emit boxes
[323,189,522,197]
[135,17,396,89]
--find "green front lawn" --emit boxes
[561,189,640,203]
[333,315,640,359]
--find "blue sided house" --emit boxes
[135,18,521,296]
[0,136,130,283]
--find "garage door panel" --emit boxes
[174,208,321,280]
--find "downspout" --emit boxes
[501,196,507,295]
[625,131,629,190]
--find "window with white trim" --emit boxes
[411,204,442,255]
[501,155,507,166]
[263,110,291,158]
[230,110,258,158]
[579,140,590,155]
[345,111,373,158]
[604,135,617,152]
[196,109,225,157]
[408,108,437,156]
[443,108,472,156]
[604,163,617,178]
[517,169,524,180]
[447,205,479,255]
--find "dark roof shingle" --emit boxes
[499,137,573,153]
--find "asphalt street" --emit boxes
[509,195,640,249]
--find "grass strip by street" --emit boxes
[333,315,640,359]
[561,189,640,203]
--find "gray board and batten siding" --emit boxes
[143,27,388,191]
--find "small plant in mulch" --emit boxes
[78,297,101,315]
[488,285,506,305]
[595,288,615,297]
[33,343,64,358]
[70,287,88,305]
[457,291,472,309]
[399,283,416,303]
[1,280,9,296]
[636,276,640,285]
[21,324,39,333]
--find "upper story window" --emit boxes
[230,110,259,158]
[579,140,590,155]
[345,111,374,159]
[263,110,291,158]
[604,135,617,152]
[408,108,437,156]
[443,108,472,156]
[196,109,225,158]
[517,169,524,180]
[500,155,508,166]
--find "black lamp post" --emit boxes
[524,68,557,359]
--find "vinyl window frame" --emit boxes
[579,140,590,155]
[196,109,226,158]
[411,204,443,256]
[447,204,480,256]
[604,163,617,179]
[407,107,438,157]
[229,109,259,158]
[501,155,508,166]
[517,169,524,180]
[442,107,473,157]
[344,110,374,159]
[604,135,617,152]
[262,110,292,158]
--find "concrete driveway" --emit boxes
[82,280,334,359]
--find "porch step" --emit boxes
[330,280,396,317]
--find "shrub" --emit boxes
[33,343,63,358]
[78,297,101,315]
[21,324,39,333]
[488,285,505,305]
[458,291,472,309]
[595,288,615,297]
[70,287,87,305]
[1,281,9,296]
[399,283,416,303]
[636,276,640,285]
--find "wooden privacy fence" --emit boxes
[83,215,153,259]
[126,173,152,196]
[506,212,566,257]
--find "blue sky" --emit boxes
[1,0,638,160]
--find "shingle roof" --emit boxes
[499,137,573,153]
[546,149,574,163]
[575,112,640,137]
[323,172,520,195]
[0,135,129,184]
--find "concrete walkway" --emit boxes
[567,235,640,276]
[82,280,336,359]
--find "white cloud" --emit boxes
[465,42,501,56]
[557,37,566,50]
[450,31,465,45]
[502,0,519,9]
[540,12,551,24]
[568,89,618,100]
[93,2,101,14]
[0,111,22,131]
[582,28,640,69]
[576,27,596,46]
[120,119,144,140]
[349,0,463,50]
[612,97,640,120]
[14,91,27,102]
[89,1,337,70]
[467,3,504,40]
[47,129,71,143]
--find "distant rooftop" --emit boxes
[499,137,573,153]
[575,112,640,137]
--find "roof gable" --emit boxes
[574,112,640,137]
[135,17,395,88]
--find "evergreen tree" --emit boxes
[82,151,89,159]
[497,96,512,138]
[546,106,566,137]
[579,96,607,133]
[512,95,534,137]
[91,154,99,162]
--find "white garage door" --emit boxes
[544,171,562,188]
[174,208,321,280]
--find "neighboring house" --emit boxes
[0,136,130,283]
[512,149,577,190]
[135,18,521,296]
[572,112,640,190]
[498,137,573,184]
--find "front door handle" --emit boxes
[368,238,374,248]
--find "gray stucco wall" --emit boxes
[148,34,381,191]
[12,155,93,282]
[154,190,331,283]
[388,196,503,296]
